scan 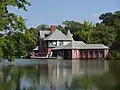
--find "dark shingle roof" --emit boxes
[53,41,109,50]
[44,29,72,41]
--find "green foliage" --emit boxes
[62,20,83,40]
[0,0,31,31]
[107,51,120,60]
[56,25,66,34]
[77,21,95,43]
[37,24,50,30]
[0,28,38,61]
[24,28,38,53]
[0,0,31,61]
[0,47,3,60]
[0,38,4,60]
[2,37,16,61]
[93,23,117,46]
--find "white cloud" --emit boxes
[92,13,99,17]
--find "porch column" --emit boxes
[62,50,64,58]
[98,50,100,59]
[87,50,90,59]
[92,51,95,59]
[79,50,81,59]
[104,49,108,58]
[80,50,82,59]
[82,50,85,59]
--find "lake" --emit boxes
[0,59,117,90]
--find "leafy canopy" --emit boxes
[0,0,31,31]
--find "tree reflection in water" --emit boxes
[0,65,22,90]
[71,60,120,90]
[0,60,120,90]
[0,65,45,90]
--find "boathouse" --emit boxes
[32,25,109,59]
[52,41,109,59]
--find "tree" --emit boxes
[0,0,31,31]
[37,24,49,30]
[62,20,83,40]
[0,47,3,60]
[99,11,120,59]
[56,25,66,34]
[0,0,31,61]
[99,12,115,26]
[24,28,38,54]
[93,23,117,46]
[0,38,4,60]
[77,21,95,43]
[99,11,120,39]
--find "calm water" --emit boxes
[0,59,110,90]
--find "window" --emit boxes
[59,41,63,45]
[48,41,57,47]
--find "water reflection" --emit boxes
[0,59,106,90]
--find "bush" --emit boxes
[0,48,3,61]
[106,50,120,60]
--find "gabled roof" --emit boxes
[44,29,72,41]
[39,30,50,38]
[85,44,109,49]
[63,41,86,49]
[53,41,109,50]
[53,41,85,50]
[66,30,74,41]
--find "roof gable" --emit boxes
[44,29,72,41]
[66,30,74,40]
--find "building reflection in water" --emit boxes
[0,59,107,90]
[47,60,106,90]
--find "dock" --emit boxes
[30,56,56,59]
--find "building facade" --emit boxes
[32,25,109,59]
[53,41,109,59]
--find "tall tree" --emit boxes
[0,0,31,61]
[62,20,83,40]
[37,24,49,30]
[77,21,95,43]
[93,23,117,46]
[99,11,120,38]
[56,25,66,34]
[0,0,31,31]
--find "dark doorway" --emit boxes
[64,50,72,59]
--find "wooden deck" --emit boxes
[30,56,56,59]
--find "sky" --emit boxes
[8,0,120,28]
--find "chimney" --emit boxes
[50,25,56,32]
